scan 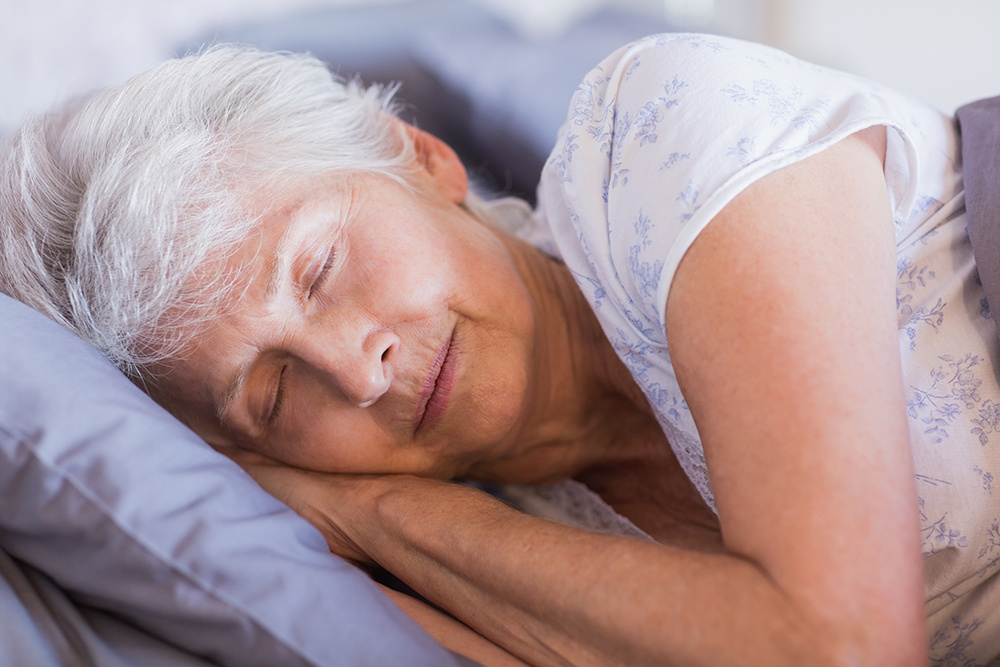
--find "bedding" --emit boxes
[0,292,464,666]
[0,547,215,666]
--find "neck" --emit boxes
[465,233,657,484]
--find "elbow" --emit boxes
[815,639,925,667]
[770,568,927,667]
[792,614,926,667]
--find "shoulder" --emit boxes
[546,32,884,203]
[541,33,890,310]
[564,32,847,134]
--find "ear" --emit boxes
[400,121,468,204]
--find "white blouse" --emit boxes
[514,32,1000,664]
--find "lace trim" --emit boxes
[659,417,717,514]
[500,479,654,541]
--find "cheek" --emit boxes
[267,406,388,473]
[356,236,459,318]
[441,318,535,458]
[148,361,230,444]
[264,377,420,475]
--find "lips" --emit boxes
[414,329,457,433]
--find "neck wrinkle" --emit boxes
[469,233,657,484]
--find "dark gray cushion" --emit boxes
[957,95,1000,327]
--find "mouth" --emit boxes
[414,327,457,434]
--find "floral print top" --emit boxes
[531,32,1000,664]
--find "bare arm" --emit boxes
[667,128,926,664]
[376,583,530,667]
[241,128,926,666]
[665,126,925,661]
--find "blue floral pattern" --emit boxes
[929,616,984,667]
[535,33,1000,663]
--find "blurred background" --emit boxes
[1,0,996,194]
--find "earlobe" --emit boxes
[401,122,468,204]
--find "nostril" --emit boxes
[380,338,398,363]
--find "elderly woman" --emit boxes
[1,34,997,665]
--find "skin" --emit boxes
[155,122,927,666]
[161,124,656,488]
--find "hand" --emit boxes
[220,447,384,565]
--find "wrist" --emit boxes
[352,475,447,560]
[366,477,505,565]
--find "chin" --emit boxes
[448,387,534,481]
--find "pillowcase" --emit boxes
[0,292,460,666]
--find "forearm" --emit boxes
[376,583,530,667]
[350,477,867,667]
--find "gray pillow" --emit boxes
[0,293,460,666]
[413,8,677,201]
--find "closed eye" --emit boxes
[267,365,288,425]
[309,246,336,298]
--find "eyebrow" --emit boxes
[217,358,255,426]
[264,220,295,302]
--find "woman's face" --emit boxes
[161,128,538,479]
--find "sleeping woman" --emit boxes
[1,33,997,665]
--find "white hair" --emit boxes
[0,45,427,378]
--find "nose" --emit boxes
[303,320,399,409]
[352,328,397,408]
[347,327,398,408]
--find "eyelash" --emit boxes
[268,366,287,425]
[308,246,336,298]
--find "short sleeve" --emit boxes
[543,34,917,331]
[535,32,933,511]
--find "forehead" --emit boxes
[151,172,412,428]
[148,180,344,434]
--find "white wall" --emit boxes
[764,0,1000,113]
[0,0,399,134]
[0,0,996,136]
